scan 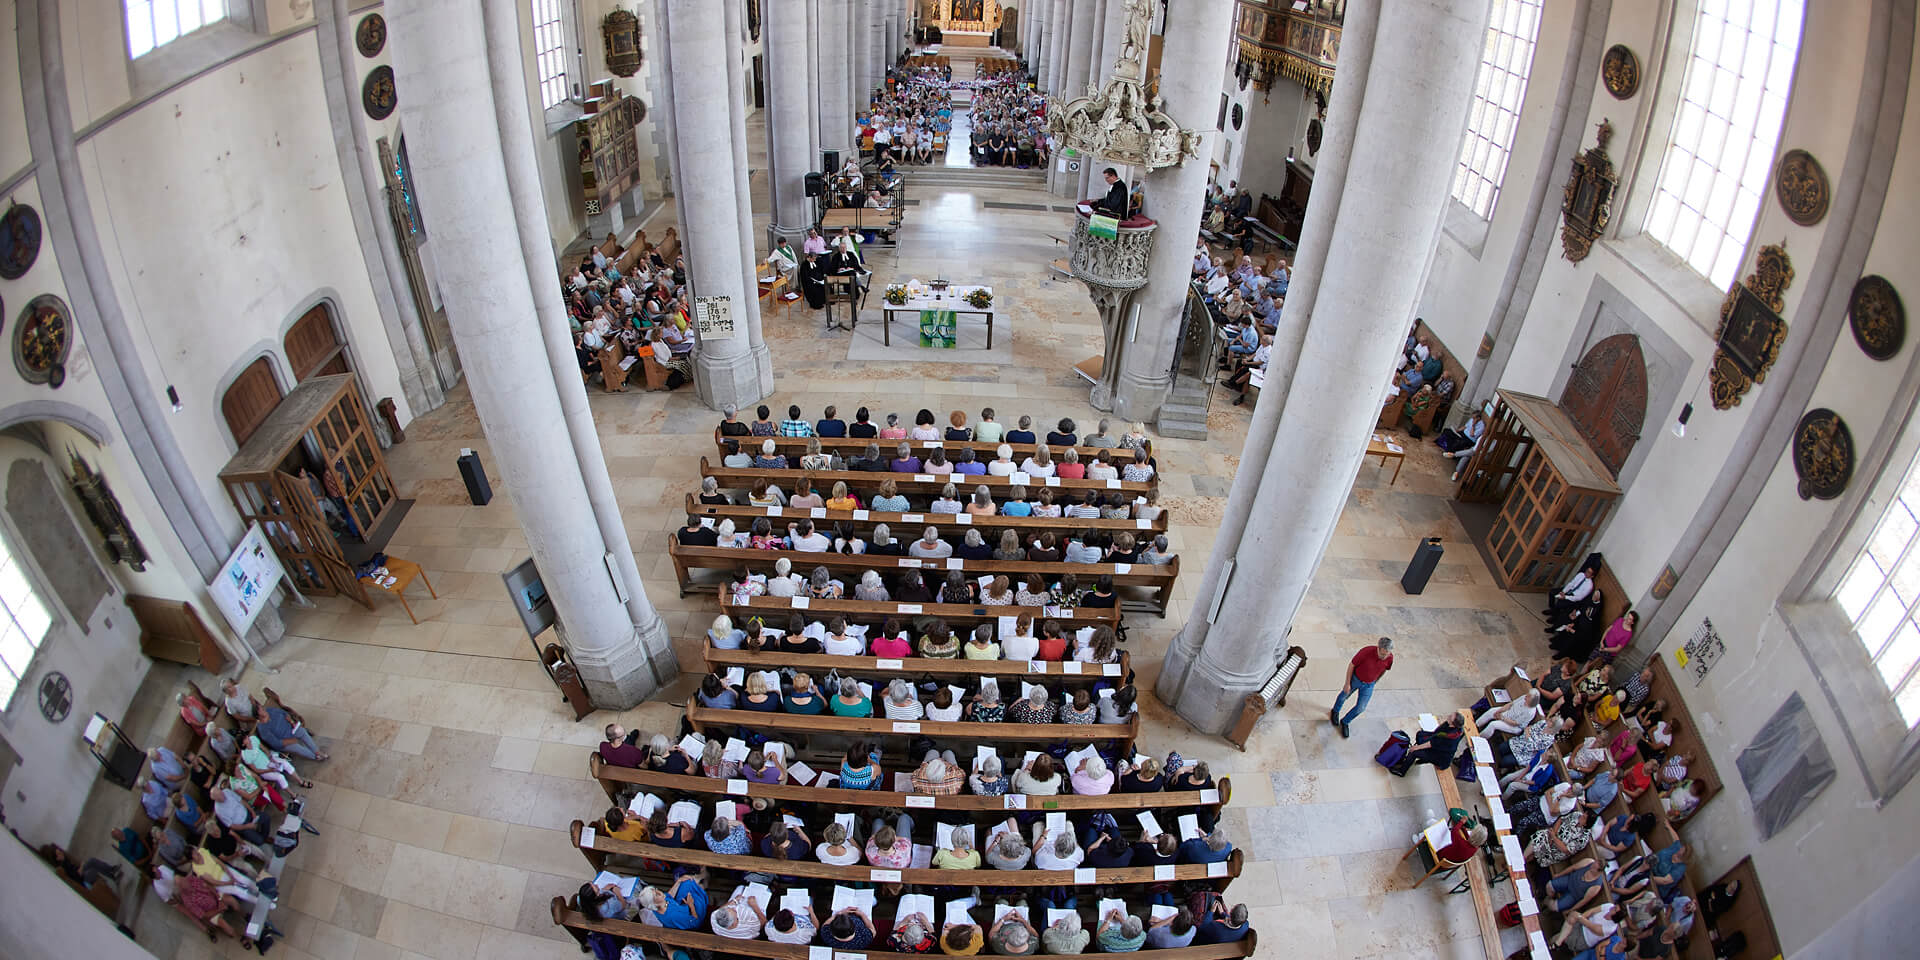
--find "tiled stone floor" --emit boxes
[93,115,1548,960]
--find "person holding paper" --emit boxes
[1399,714,1467,774]
[987,909,1039,955]
[762,823,811,861]
[1168,759,1216,793]
[741,749,785,786]
[766,903,819,944]
[1070,755,1114,795]
[889,913,937,952]
[1012,754,1062,795]
[839,740,883,789]
[866,815,915,868]
[636,874,709,930]
[884,679,927,720]
[816,822,862,865]
[1095,910,1147,952]
[872,620,916,657]
[913,753,967,795]
[969,755,1009,796]
[782,673,828,715]
[971,684,1007,724]
[1434,816,1488,864]
[696,675,739,710]
[1002,615,1040,661]
[1040,910,1089,954]
[939,920,985,955]
[1061,690,1098,725]
[820,906,877,949]
[577,880,634,921]
[711,887,766,940]
[831,678,874,719]
[1008,686,1059,724]
[985,828,1032,871]
[1098,686,1138,725]
[1192,898,1251,944]
[1119,756,1164,793]
[704,816,752,855]
[1177,828,1234,865]
[1555,902,1622,953]
[1032,826,1084,870]
[1145,904,1197,949]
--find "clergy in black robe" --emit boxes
[799,254,829,309]
[1094,168,1131,219]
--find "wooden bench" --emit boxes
[703,648,1131,682]
[551,898,1261,960]
[702,458,1156,498]
[570,820,1240,888]
[587,757,1223,812]
[687,704,1138,750]
[715,428,1133,466]
[670,542,1180,614]
[1381,319,1469,434]
[717,591,1123,632]
[685,495,1169,536]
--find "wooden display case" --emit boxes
[1458,390,1620,593]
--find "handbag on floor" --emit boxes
[1374,731,1410,771]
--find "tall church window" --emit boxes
[1450,0,1543,219]
[1834,449,1920,727]
[125,0,228,58]
[1644,0,1804,289]
[533,0,576,110]
[0,531,55,709]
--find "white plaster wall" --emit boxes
[0,827,155,960]
[61,0,133,131]
[0,0,34,182]
[73,34,411,542]
[1235,82,1310,202]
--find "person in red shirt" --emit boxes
[1330,637,1394,737]
[598,723,648,768]
[1034,621,1070,661]
[1434,816,1487,864]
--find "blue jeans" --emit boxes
[277,727,322,760]
[1332,680,1375,725]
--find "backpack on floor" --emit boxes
[1375,731,1410,771]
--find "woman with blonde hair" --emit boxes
[700,738,737,779]
[800,437,833,471]
[825,481,859,511]
[707,614,744,650]
[1020,444,1057,479]
[987,443,1017,476]
[993,529,1026,561]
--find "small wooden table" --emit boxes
[360,556,436,624]
[1367,433,1406,485]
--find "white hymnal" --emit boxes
[1137,812,1163,837]
[1179,814,1204,840]
[580,826,597,849]
[723,738,750,763]
[593,871,639,897]
[667,801,701,826]
[898,893,935,925]
[832,886,878,914]
[788,761,817,785]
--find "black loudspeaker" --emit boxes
[822,150,841,174]
[457,450,493,506]
[1401,537,1444,594]
[805,172,826,197]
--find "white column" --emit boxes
[818,0,854,161]
[1031,0,1049,79]
[1078,0,1125,198]
[664,0,774,410]
[852,0,871,114]
[1160,0,1492,735]
[766,0,813,246]
[807,0,823,169]
[868,0,887,102]
[1051,0,1096,196]
[1047,0,1069,94]
[1156,0,1378,720]
[724,0,774,388]
[1109,0,1235,422]
[388,0,670,707]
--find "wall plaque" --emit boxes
[602,9,642,77]
[1709,244,1794,409]
[362,65,397,121]
[1774,149,1829,226]
[1601,44,1639,99]
[1559,120,1618,264]
[1847,275,1904,361]
[355,13,386,58]
[0,204,42,280]
[1791,408,1853,501]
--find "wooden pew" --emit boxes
[669,542,1180,614]
[715,428,1132,467]
[551,898,1262,960]
[586,756,1225,812]
[595,340,629,393]
[570,820,1240,887]
[1439,708,1511,960]
[701,457,1156,499]
[718,590,1123,632]
[684,494,1169,535]
[687,704,1138,750]
[702,648,1131,682]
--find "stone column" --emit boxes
[1109,0,1234,422]
[765,0,814,246]
[1078,0,1126,199]
[389,0,670,707]
[852,0,871,113]
[1158,0,1491,735]
[1033,0,1051,81]
[807,0,823,169]
[1047,0,1070,94]
[1051,0,1096,196]
[818,0,854,161]
[662,0,774,410]
[868,0,887,102]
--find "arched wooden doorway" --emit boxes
[221,356,283,447]
[1560,333,1647,477]
[284,303,351,382]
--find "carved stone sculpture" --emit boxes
[1045,0,1199,172]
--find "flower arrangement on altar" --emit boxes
[883,285,911,306]
[963,288,993,310]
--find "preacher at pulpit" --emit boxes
[1094,168,1131,219]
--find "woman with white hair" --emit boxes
[987,443,1017,476]
[634,874,709,930]
[710,886,767,940]
[969,753,1008,796]
[985,825,1031,870]
[854,570,890,602]
[930,483,963,514]
[700,738,739,779]
[1041,908,1089,953]
[889,912,937,952]
[753,438,788,469]
[1031,821,1083,870]
[882,679,923,721]
[932,830,981,870]
[1071,754,1115,795]
[909,526,953,559]
[1140,534,1175,565]
[971,683,1006,723]
[698,475,730,505]
[988,907,1038,954]
[714,518,743,547]
[707,614,743,650]
[955,528,993,560]
[867,522,903,556]
[766,557,803,597]
[1020,443,1057,478]
[1096,909,1148,951]
[1008,685,1059,724]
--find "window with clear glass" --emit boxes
[533,0,574,110]
[0,533,54,710]
[1450,0,1543,220]
[1834,451,1920,727]
[125,0,229,58]
[1644,0,1804,289]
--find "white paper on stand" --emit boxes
[678,733,704,755]
[1207,861,1229,878]
[910,844,933,869]
[906,794,934,808]
[898,893,935,925]
[935,823,956,850]
[1512,877,1532,902]
[1418,713,1439,731]
[834,812,856,833]
[1074,867,1096,883]
[726,778,749,795]
[1528,930,1551,958]
[580,826,597,848]
[1199,788,1221,804]
[1478,768,1501,797]
[1422,819,1452,850]
[1517,898,1538,916]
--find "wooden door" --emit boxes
[1560,334,1647,476]
[222,357,283,447]
[285,304,350,381]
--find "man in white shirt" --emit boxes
[788,520,832,552]
[1546,562,1599,619]
[909,528,954,559]
[765,905,818,944]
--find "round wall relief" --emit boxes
[1848,275,1905,361]
[1792,408,1854,501]
[15,294,72,387]
[39,671,71,723]
[1306,119,1323,156]
[1601,45,1640,99]
[1775,149,1830,226]
[1231,103,1243,131]
[363,65,397,121]
[0,204,43,280]
[355,13,386,57]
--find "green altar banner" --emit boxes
[919,310,957,348]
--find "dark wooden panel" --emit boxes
[221,356,282,447]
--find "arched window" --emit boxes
[1450,0,1544,219]
[532,0,579,110]
[1644,1,1804,289]
[125,1,229,58]
[0,529,54,709]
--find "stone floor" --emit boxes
[99,129,1550,960]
